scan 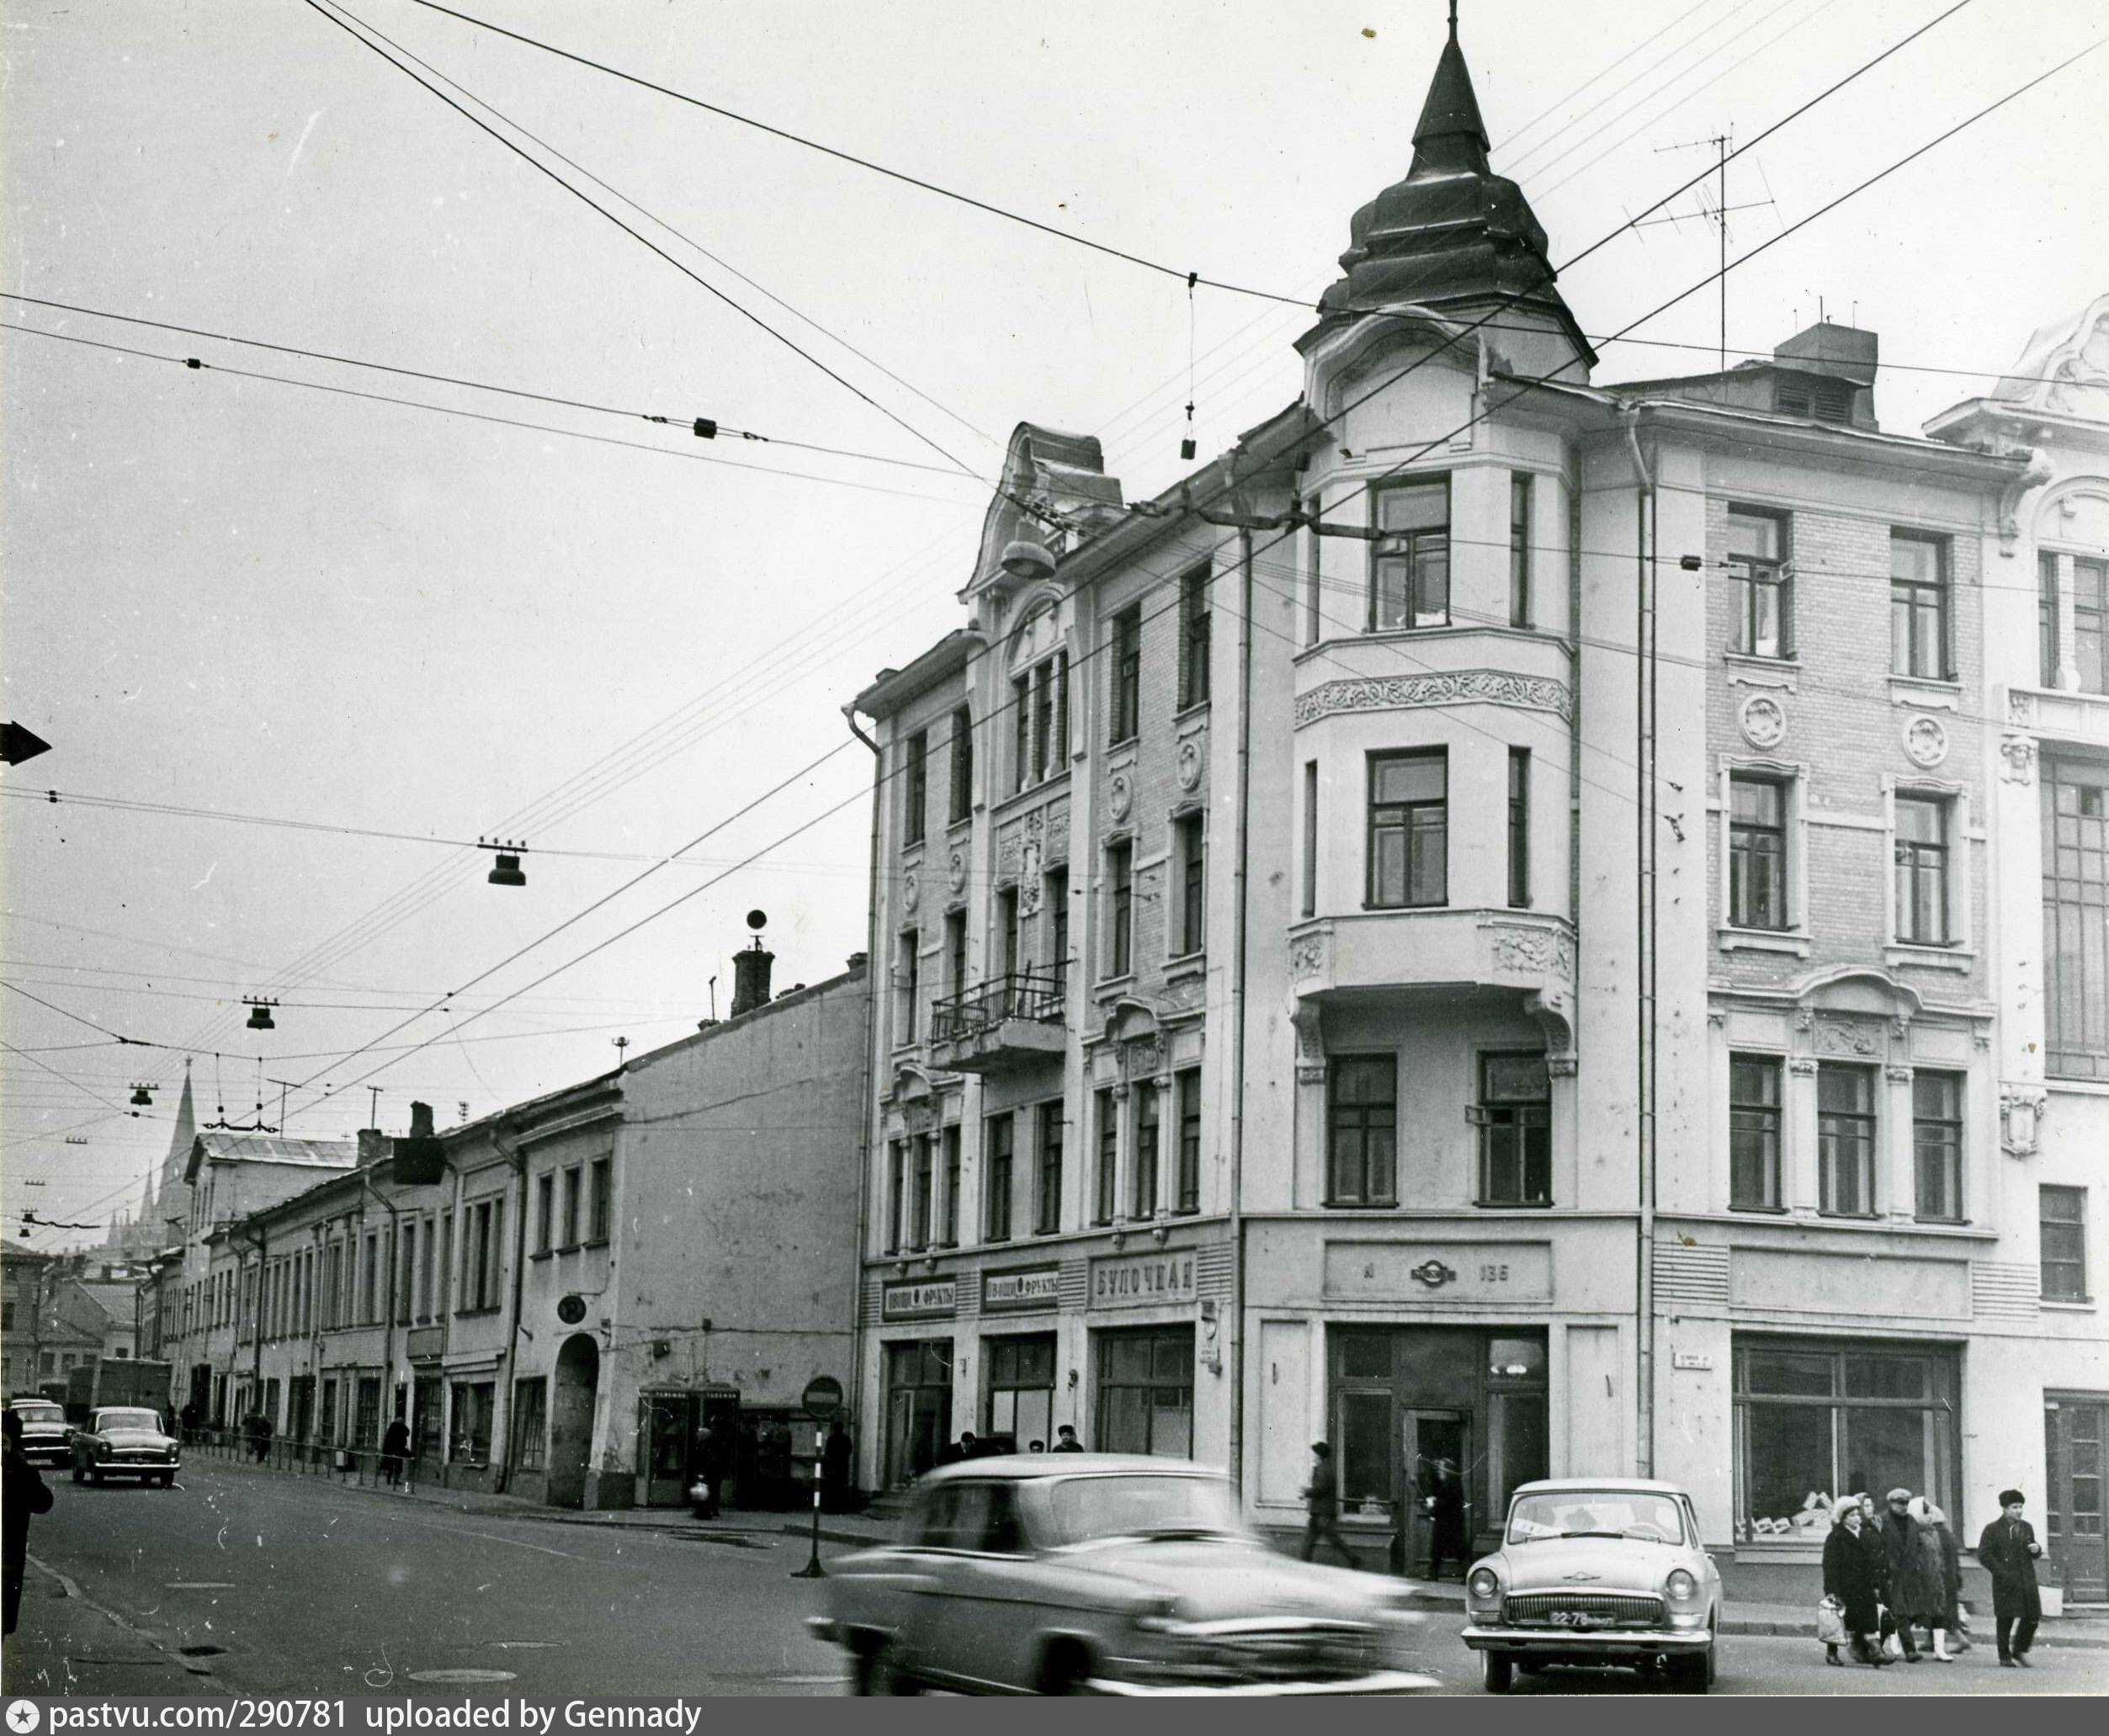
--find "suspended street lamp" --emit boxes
[480,837,529,889]
[129,1083,154,1107]
[243,996,278,1031]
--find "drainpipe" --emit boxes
[845,703,883,1489]
[1622,404,1659,1479]
[489,1120,529,1492]
[1226,527,1255,1501]
[354,1171,402,1426]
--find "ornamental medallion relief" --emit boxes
[1738,693,1788,751]
[947,848,968,894]
[1108,770,1134,821]
[1812,1017,1879,1059]
[901,869,920,915]
[1902,714,1950,769]
[1288,930,1328,980]
[1176,735,1205,793]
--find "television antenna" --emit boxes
[1647,130,1777,373]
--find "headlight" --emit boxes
[1469,1568,1501,1601]
[1665,1569,1698,1602]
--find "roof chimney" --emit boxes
[730,910,774,1018]
[357,1128,390,1168]
[409,1102,435,1140]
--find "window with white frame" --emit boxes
[1727,507,1793,659]
[1817,1065,1877,1218]
[1893,792,1956,947]
[1729,772,1790,930]
[1370,477,1450,630]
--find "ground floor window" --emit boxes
[450,1380,496,1464]
[320,1378,337,1444]
[882,1339,953,1488]
[1733,1335,1958,1543]
[1094,1325,1193,1458]
[412,1377,442,1458]
[287,1376,315,1441]
[1328,1325,1549,1543]
[984,1334,1056,1450]
[355,1375,383,1448]
[511,1377,548,1471]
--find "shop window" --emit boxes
[1370,476,1449,629]
[1912,1071,1963,1223]
[2043,760,2109,1080]
[1476,1054,1550,1207]
[1177,565,1211,709]
[1368,750,1447,908]
[449,1381,495,1465]
[1889,531,1950,679]
[1327,1055,1398,1208]
[2042,1187,2088,1303]
[1727,507,1792,659]
[985,1335,1056,1450]
[1095,1326,1193,1458]
[1729,1054,1783,1211]
[1729,773,1788,929]
[1734,1339,1958,1543]
[1817,1064,1876,1218]
[511,1378,547,1472]
[883,1340,953,1488]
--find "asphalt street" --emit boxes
[7,1458,2103,1697]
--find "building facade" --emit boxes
[848,18,2096,1599]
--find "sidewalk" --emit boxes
[3,1557,216,1698]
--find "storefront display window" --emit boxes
[1734,1337,1958,1543]
[883,1339,953,1488]
[985,1334,1056,1449]
[1095,1326,1193,1457]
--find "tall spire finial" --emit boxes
[1449,0,1459,42]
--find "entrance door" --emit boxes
[1405,1410,1472,1579]
[546,1333,600,1508]
[2047,1398,2107,1604]
[640,1393,699,1507]
[884,1340,953,1488]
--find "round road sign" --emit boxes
[555,1294,587,1325]
[801,1375,844,1420]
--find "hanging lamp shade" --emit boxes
[245,1002,275,1031]
[487,852,527,889]
[130,1085,151,1107]
[999,539,1056,582]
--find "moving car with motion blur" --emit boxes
[69,1405,180,1487]
[8,1397,73,1468]
[811,1455,1437,1696]
[1462,1478,1720,1692]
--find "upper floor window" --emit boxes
[1177,565,1211,708]
[1106,841,1134,977]
[1509,473,1533,628]
[1132,1082,1161,1219]
[1727,507,1791,659]
[897,929,920,1043]
[2041,1186,2089,1303]
[904,730,928,842]
[1094,1089,1118,1226]
[884,1141,904,1254]
[2078,557,2108,694]
[1894,794,1953,946]
[1326,1055,1397,1208]
[534,1172,554,1255]
[560,1165,581,1247]
[948,706,974,823]
[1174,813,1205,957]
[1109,606,1142,745]
[1035,1102,1063,1236]
[946,909,970,995]
[1302,761,1319,920]
[910,1133,933,1250]
[1890,532,1950,679]
[1729,1054,1782,1211]
[2041,551,2063,688]
[1817,1064,1876,1218]
[1175,1069,1202,1214]
[942,1126,962,1247]
[1477,1054,1551,1207]
[1506,747,1530,909]
[1046,866,1070,972]
[1729,773,1788,930]
[2043,759,2109,1080]
[588,1158,611,1243]
[1013,652,1069,792]
[1370,478,1449,630]
[984,1114,1014,1244]
[1368,749,1447,909]
[1912,1071,1963,1224]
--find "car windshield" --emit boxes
[95,1410,161,1433]
[1045,1474,1244,1547]
[13,1404,63,1424]
[1506,1490,1686,1546]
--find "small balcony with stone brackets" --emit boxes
[927,969,1070,1075]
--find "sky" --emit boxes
[4,0,2106,1252]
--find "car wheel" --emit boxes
[849,1640,920,1697]
[158,1473,176,1489]
[1482,1652,1513,1694]
[1037,1639,1093,1696]
[1671,1649,1711,1694]
[1517,1659,1549,1676]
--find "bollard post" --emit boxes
[793,1425,827,1579]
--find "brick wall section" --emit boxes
[1703,492,1987,1000]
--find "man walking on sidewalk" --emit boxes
[1978,1489,2045,1668]
[1300,1442,1358,1570]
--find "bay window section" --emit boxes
[1370,477,1450,629]
[1368,750,1448,908]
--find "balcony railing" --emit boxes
[930,969,1067,1042]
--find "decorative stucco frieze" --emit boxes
[1294,669,1573,730]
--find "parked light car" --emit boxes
[8,1398,73,1468]
[70,1405,180,1487]
[810,1455,1438,1696]
[1462,1478,1720,1692]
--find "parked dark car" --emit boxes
[8,1398,72,1468]
[70,1405,180,1487]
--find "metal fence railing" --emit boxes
[178,1425,477,1491]
[928,969,1066,1043]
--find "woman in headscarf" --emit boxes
[1821,1500,1891,1665]
[1910,1496,1968,1658]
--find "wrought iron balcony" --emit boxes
[927,969,1069,1073]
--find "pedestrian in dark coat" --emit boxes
[1879,1489,1935,1661]
[3,1410,56,1636]
[821,1422,853,1514]
[1905,1497,1961,1659]
[1423,1457,1469,1581]
[1299,1442,1359,1570]
[1976,1489,2043,1666]
[380,1416,411,1489]
[1050,1425,1084,1454]
[1821,1502,1890,1665]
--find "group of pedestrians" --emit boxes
[1822,1484,2046,1669]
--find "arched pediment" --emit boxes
[1788,966,1923,1020]
[2035,478,2109,555]
[1101,996,1161,1048]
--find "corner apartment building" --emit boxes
[1927,295,2109,1605]
[848,19,2094,1596]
